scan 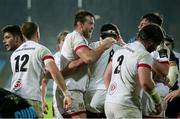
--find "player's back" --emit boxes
[87,41,121,90]
[106,41,152,108]
[10,40,49,101]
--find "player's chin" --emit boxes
[87,33,92,38]
[6,47,11,51]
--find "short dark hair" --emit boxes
[100,23,120,39]
[141,13,163,26]
[138,24,164,45]
[74,10,95,27]
[1,25,23,41]
[21,22,38,39]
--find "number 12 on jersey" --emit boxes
[14,54,29,72]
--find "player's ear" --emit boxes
[35,31,40,40]
[77,21,83,27]
[15,35,20,43]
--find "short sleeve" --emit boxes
[37,46,54,62]
[137,51,153,69]
[73,33,88,53]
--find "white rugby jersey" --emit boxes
[87,41,121,90]
[54,51,61,70]
[105,41,153,108]
[60,30,89,91]
[10,40,54,101]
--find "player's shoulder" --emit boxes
[21,41,44,49]
[27,41,49,52]
[63,31,79,44]
[66,31,80,39]
[112,43,122,50]
[129,44,150,60]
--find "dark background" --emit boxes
[0,0,180,89]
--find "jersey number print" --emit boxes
[114,55,124,74]
[14,54,29,72]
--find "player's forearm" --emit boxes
[61,65,83,77]
[46,61,70,96]
[84,44,107,64]
[61,58,85,77]
[54,73,70,96]
[51,69,70,96]
[167,62,179,87]
[41,79,47,103]
[104,62,112,89]
[79,46,106,64]
[61,66,76,77]
[142,80,155,93]
[68,58,84,69]
[147,87,162,115]
[77,37,114,64]
[146,87,161,104]
[143,79,162,106]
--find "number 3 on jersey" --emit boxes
[114,55,124,74]
[14,54,29,72]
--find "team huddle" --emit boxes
[1,10,180,118]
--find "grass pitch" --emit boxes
[44,95,53,118]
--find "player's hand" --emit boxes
[101,37,116,49]
[164,90,180,102]
[42,101,49,114]
[63,95,72,110]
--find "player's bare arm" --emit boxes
[104,61,113,89]
[138,66,162,114]
[76,37,115,64]
[45,60,72,109]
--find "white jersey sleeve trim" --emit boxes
[137,63,151,69]
[74,44,88,53]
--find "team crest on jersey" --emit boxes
[108,82,117,95]
[13,80,22,91]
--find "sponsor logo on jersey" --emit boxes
[15,106,37,118]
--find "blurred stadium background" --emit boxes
[0,0,180,94]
